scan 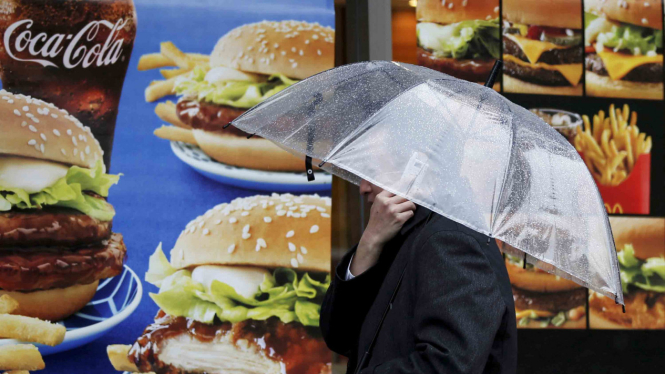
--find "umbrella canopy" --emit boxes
[229,60,624,305]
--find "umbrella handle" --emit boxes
[306,156,315,181]
[484,60,503,88]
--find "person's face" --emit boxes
[359,179,384,204]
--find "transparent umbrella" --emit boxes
[229,60,623,306]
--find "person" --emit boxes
[320,179,518,374]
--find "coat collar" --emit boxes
[399,204,433,236]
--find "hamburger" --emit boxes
[589,217,665,329]
[166,20,334,171]
[584,0,663,100]
[0,89,126,321]
[499,242,586,328]
[502,0,584,96]
[128,193,332,373]
[416,0,501,87]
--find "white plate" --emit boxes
[0,265,142,356]
[170,141,332,192]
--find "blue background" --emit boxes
[37,0,334,371]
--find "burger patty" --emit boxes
[416,47,497,82]
[130,311,330,374]
[512,286,586,313]
[0,207,112,248]
[0,232,126,291]
[585,52,663,83]
[176,99,252,137]
[503,37,583,65]
[503,59,575,86]
[590,290,665,329]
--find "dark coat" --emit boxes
[320,206,517,374]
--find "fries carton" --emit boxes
[580,151,650,214]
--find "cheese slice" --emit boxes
[597,49,663,81]
[503,54,583,87]
[504,34,569,64]
[515,308,555,319]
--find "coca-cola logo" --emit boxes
[3,19,129,69]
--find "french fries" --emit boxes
[107,344,141,372]
[0,315,66,346]
[0,345,44,371]
[160,42,196,69]
[145,77,177,103]
[137,52,208,71]
[139,41,209,102]
[574,104,651,186]
[160,68,190,79]
[0,298,67,372]
[155,101,190,129]
[0,295,19,314]
[154,125,197,145]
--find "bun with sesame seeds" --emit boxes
[192,129,306,171]
[0,90,105,170]
[416,0,501,85]
[584,0,663,100]
[417,0,500,25]
[585,0,662,29]
[210,20,334,80]
[170,193,331,272]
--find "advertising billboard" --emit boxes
[415,0,664,331]
[0,0,336,373]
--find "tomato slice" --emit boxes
[526,25,571,40]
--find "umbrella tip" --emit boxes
[223,122,232,129]
[484,60,503,88]
[615,294,626,313]
[522,252,527,269]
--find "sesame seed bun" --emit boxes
[192,129,306,171]
[585,71,664,100]
[0,280,98,321]
[210,20,335,80]
[585,0,662,30]
[169,193,332,273]
[0,90,104,169]
[503,0,582,29]
[609,216,665,261]
[417,0,500,24]
[505,258,581,292]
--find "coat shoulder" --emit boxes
[411,214,515,315]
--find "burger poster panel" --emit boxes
[0,0,132,350]
[0,0,336,373]
[498,241,588,329]
[144,19,335,173]
[504,94,662,217]
[590,217,665,330]
[415,0,502,91]
[584,0,664,101]
[502,0,585,96]
[109,2,336,374]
